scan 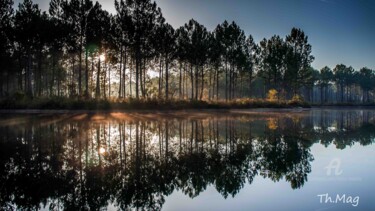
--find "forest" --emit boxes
[1,0,375,108]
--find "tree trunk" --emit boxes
[229,66,233,100]
[91,55,94,98]
[135,47,140,99]
[131,58,134,98]
[139,57,143,98]
[249,73,253,98]
[119,46,123,98]
[200,66,204,100]
[165,56,169,100]
[209,69,212,100]
[103,57,107,99]
[71,56,76,97]
[159,57,162,98]
[178,62,182,100]
[143,57,146,98]
[79,43,82,97]
[341,84,344,103]
[123,46,127,98]
[195,65,199,100]
[225,60,228,102]
[57,65,61,97]
[25,50,33,98]
[216,68,219,101]
[108,64,111,98]
[96,57,101,99]
[35,50,42,97]
[190,63,194,100]
[320,85,324,104]
[50,53,56,96]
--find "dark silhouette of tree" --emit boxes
[207,31,222,100]
[284,28,315,96]
[124,0,162,99]
[157,23,176,100]
[114,0,134,99]
[243,35,259,98]
[214,21,248,101]
[85,2,110,99]
[334,64,347,103]
[319,66,333,104]
[49,0,69,96]
[333,64,355,103]
[358,67,375,102]
[177,19,209,100]
[14,0,43,98]
[0,0,14,98]
[259,35,287,95]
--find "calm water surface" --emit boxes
[0,109,374,211]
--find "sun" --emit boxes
[99,147,106,154]
[99,54,106,61]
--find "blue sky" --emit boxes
[13,0,375,70]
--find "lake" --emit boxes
[0,109,374,211]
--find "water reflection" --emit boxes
[0,110,374,210]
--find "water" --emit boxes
[0,109,374,211]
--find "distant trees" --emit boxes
[0,0,374,104]
[319,66,333,103]
[358,67,375,103]
[334,64,355,103]
[0,0,14,98]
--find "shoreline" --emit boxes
[1,98,375,114]
[1,106,374,115]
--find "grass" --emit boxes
[0,96,311,111]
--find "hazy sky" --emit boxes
[13,0,375,70]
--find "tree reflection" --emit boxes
[0,110,374,210]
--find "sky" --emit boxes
[13,0,375,71]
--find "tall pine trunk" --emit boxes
[200,66,204,100]
[96,57,101,99]
[85,49,89,98]
[165,56,169,100]
[119,46,123,98]
[190,63,194,100]
[123,47,127,98]
[195,65,199,100]
[178,62,182,99]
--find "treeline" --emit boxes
[0,0,374,103]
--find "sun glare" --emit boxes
[99,54,106,61]
[99,147,106,154]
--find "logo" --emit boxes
[325,158,343,176]
[317,193,359,207]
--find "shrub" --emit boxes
[267,89,278,102]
